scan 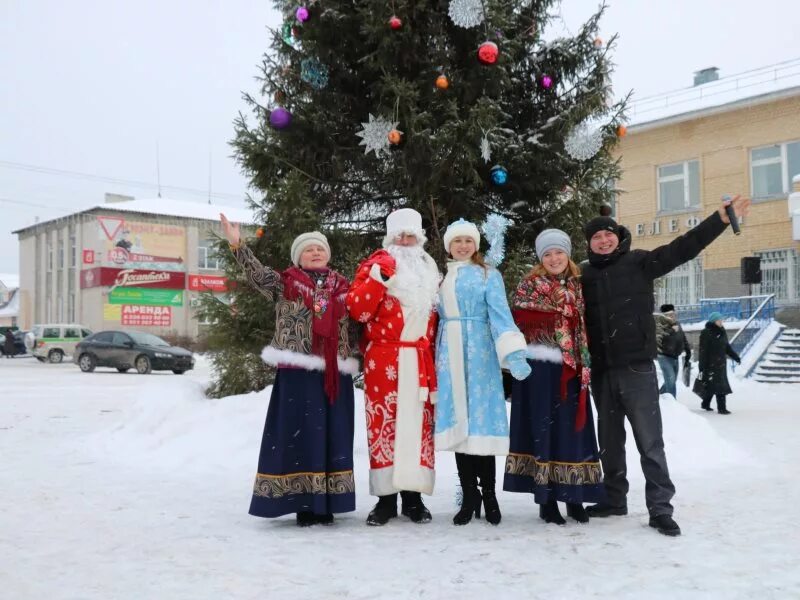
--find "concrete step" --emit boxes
[755,369,800,377]
[753,377,800,383]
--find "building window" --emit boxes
[658,160,700,212]
[198,239,221,270]
[754,249,798,304]
[751,140,800,199]
[47,240,53,272]
[69,232,77,268]
[68,293,75,322]
[655,256,704,307]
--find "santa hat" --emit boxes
[443,219,481,253]
[382,208,427,248]
[290,231,330,266]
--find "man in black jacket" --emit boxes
[655,304,691,398]
[581,196,749,536]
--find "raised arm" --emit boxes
[221,213,282,301]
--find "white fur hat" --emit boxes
[382,208,427,248]
[290,231,330,266]
[443,219,481,253]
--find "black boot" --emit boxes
[315,513,334,526]
[477,455,501,525]
[453,453,481,525]
[296,511,316,527]
[539,498,566,525]
[400,491,432,523]
[701,395,713,411]
[649,514,681,536]
[566,503,589,523]
[366,494,398,526]
[585,503,628,518]
[717,395,731,415]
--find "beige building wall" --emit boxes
[616,92,800,303]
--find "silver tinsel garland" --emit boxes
[448,0,484,29]
[482,213,512,267]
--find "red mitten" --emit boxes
[372,253,396,279]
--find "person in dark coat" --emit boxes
[580,195,750,537]
[4,329,16,358]
[697,312,740,415]
[655,304,691,398]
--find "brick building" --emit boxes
[615,60,800,308]
[12,195,253,339]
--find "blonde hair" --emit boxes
[528,258,581,280]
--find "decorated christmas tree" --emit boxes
[202,0,625,397]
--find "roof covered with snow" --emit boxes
[0,273,20,290]
[0,289,19,317]
[628,58,800,129]
[13,197,255,235]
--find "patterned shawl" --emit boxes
[282,266,350,403]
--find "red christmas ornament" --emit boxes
[617,125,628,138]
[256,228,265,238]
[389,15,402,30]
[435,75,449,90]
[388,129,403,145]
[477,41,499,65]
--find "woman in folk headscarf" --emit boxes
[503,229,605,525]
[221,214,359,527]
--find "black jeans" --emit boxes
[591,361,676,517]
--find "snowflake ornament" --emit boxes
[480,133,492,163]
[564,119,605,161]
[356,114,399,157]
[448,0,484,29]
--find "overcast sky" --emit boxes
[2,0,798,273]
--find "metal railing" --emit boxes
[672,295,775,325]
[729,295,776,357]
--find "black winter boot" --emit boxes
[566,503,589,523]
[400,491,432,523]
[585,503,628,518]
[649,514,681,536]
[539,498,566,525]
[701,395,713,411]
[477,455,501,525]
[453,453,482,525]
[315,513,334,526]
[296,511,316,527]
[366,494,398,526]
[717,395,731,415]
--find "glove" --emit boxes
[507,350,532,381]
[373,253,396,279]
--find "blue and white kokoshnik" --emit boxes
[434,261,527,456]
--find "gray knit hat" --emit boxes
[290,231,330,266]
[535,229,572,259]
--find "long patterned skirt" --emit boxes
[249,367,356,518]
[503,359,605,505]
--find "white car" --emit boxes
[26,324,93,363]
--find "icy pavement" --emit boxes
[1,356,798,599]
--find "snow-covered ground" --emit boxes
[1,355,798,599]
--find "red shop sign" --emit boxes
[80,267,186,290]
[188,274,228,292]
[121,305,172,327]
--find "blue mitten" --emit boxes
[507,350,532,381]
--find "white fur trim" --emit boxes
[368,262,389,286]
[451,435,509,457]
[390,291,436,495]
[438,262,469,450]
[261,346,360,375]
[369,465,435,497]
[495,330,527,367]
[443,220,481,254]
[525,343,563,364]
[382,228,427,249]
[435,425,468,453]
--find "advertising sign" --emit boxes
[96,217,186,270]
[121,305,172,327]
[188,274,228,292]
[108,288,184,307]
[83,249,95,265]
[81,268,186,290]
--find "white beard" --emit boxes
[386,244,441,315]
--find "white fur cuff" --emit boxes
[525,343,563,364]
[261,346,360,375]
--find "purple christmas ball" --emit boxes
[541,75,553,89]
[296,6,309,22]
[269,107,292,130]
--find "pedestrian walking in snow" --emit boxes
[655,304,692,398]
[221,214,358,527]
[580,196,750,537]
[696,312,740,415]
[347,208,440,526]
[3,329,15,358]
[434,219,530,526]
[503,229,605,525]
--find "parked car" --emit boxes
[26,324,93,363]
[1,329,27,357]
[74,330,195,375]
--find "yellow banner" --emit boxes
[103,304,122,321]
